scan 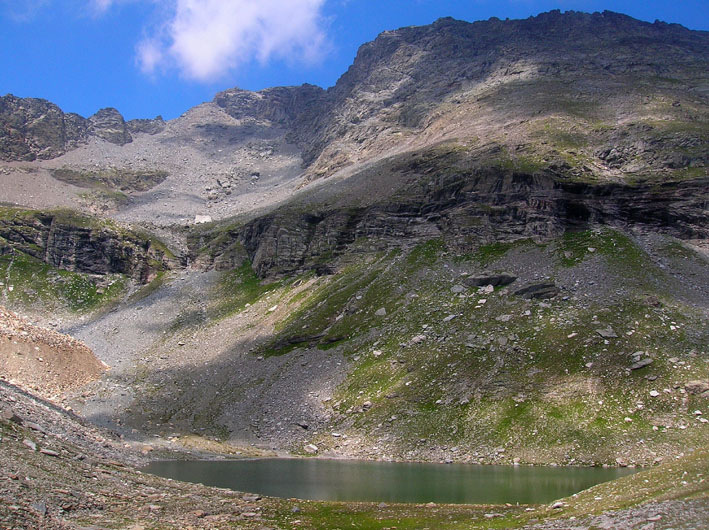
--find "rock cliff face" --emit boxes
[223,10,708,179]
[0,97,163,161]
[87,107,132,145]
[0,95,88,161]
[177,11,709,183]
[0,209,174,282]
[2,10,708,278]
[194,163,708,277]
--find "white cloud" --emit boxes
[5,0,328,81]
[139,0,328,81]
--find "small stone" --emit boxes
[624,417,633,423]
[304,443,318,454]
[451,284,467,294]
[596,326,618,338]
[24,421,45,433]
[1,407,22,424]
[496,314,513,322]
[442,314,458,322]
[551,501,564,509]
[268,305,278,312]
[375,307,387,317]
[649,390,660,397]
[23,439,37,451]
[40,448,59,457]
[631,358,653,370]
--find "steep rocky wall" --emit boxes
[0,96,163,161]
[0,209,175,282]
[193,172,708,277]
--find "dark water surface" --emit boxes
[143,458,635,504]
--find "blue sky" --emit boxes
[1,0,707,121]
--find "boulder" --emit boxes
[685,380,709,396]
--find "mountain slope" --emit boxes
[0,11,707,527]
[1,10,707,227]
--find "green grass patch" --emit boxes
[211,261,280,319]
[0,250,127,312]
[51,167,168,192]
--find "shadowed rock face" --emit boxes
[193,164,708,277]
[0,210,175,282]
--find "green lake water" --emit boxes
[142,458,635,504]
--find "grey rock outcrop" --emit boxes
[0,95,88,161]
[88,108,132,145]
[0,97,134,160]
[126,116,165,135]
[192,163,708,277]
[0,209,175,282]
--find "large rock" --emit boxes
[0,208,175,282]
[0,95,88,161]
[0,97,133,160]
[88,108,132,145]
[126,116,165,135]
[685,380,709,396]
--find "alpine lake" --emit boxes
[142,458,635,504]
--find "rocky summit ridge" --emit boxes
[0,10,708,530]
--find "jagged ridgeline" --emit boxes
[0,11,708,526]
